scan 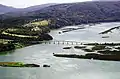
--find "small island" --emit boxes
[99,26,120,34]
[53,53,120,61]
[0,62,40,67]
[0,62,51,67]
[61,27,85,33]
[53,43,120,61]
[63,47,72,49]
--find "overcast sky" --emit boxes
[0,0,92,8]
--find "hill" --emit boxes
[33,1,120,28]
[0,4,17,14]
[0,3,56,18]
[1,1,120,28]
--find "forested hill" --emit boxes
[36,1,120,28]
[1,1,120,28]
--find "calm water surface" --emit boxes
[0,22,120,79]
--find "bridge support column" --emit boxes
[76,42,78,45]
[58,41,60,44]
[62,41,65,45]
[67,42,69,45]
[49,41,50,44]
[45,41,47,44]
[71,42,73,45]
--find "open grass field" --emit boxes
[31,20,50,26]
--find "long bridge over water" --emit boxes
[34,40,84,45]
[14,40,116,45]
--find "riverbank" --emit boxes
[0,42,29,55]
[0,20,53,53]
[53,53,120,61]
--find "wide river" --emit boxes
[0,22,120,79]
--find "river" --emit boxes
[0,22,120,79]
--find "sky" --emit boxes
[0,0,92,8]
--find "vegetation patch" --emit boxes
[4,28,41,36]
[82,48,94,52]
[0,23,52,53]
[99,26,120,34]
[98,50,120,55]
[0,50,15,55]
[115,47,120,50]
[0,62,40,67]
[92,45,106,51]
[0,43,15,52]
[63,47,72,49]
[31,20,50,26]
[53,53,120,61]
[84,43,120,46]
[0,39,12,44]
[74,46,86,49]
[2,31,38,38]
[14,43,25,49]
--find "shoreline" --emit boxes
[0,62,50,67]
[53,53,120,61]
[1,21,120,54]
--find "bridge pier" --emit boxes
[48,41,51,44]
[53,41,55,44]
[67,41,69,44]
[71,42,73,45]
[62,41,65,45]
[76,42,78,45]
[58,41,60,44]
[44,41,46,44]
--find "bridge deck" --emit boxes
[37,40,84,45]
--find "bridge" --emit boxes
[13,40,85,45]
[35,40,84,45]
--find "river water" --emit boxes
[0,22,120,79]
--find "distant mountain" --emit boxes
[0,4,18,14]
[22,3,56,12]
[1,1,120,28]
[26,1,120,28]
[0,3,56,18]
